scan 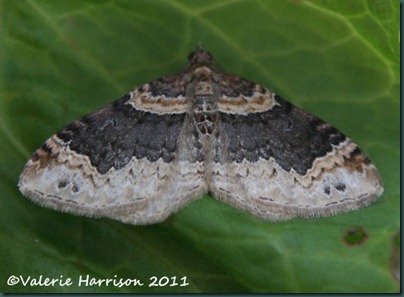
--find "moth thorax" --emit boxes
[195,81,214,96]
[194,112,217,135]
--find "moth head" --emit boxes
[184,45,214,72]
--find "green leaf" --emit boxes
[0,0,399,293]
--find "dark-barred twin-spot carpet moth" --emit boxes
[19,46,383,225]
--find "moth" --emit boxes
[18,46,383,225]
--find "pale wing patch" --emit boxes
[209,139,383,221]
[218,86,278,115]
[126,84,188,115]
[18,136,207,225]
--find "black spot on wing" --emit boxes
[334,183,347,192]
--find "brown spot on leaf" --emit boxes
[343,226,368,246]
[389,231,400,283]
